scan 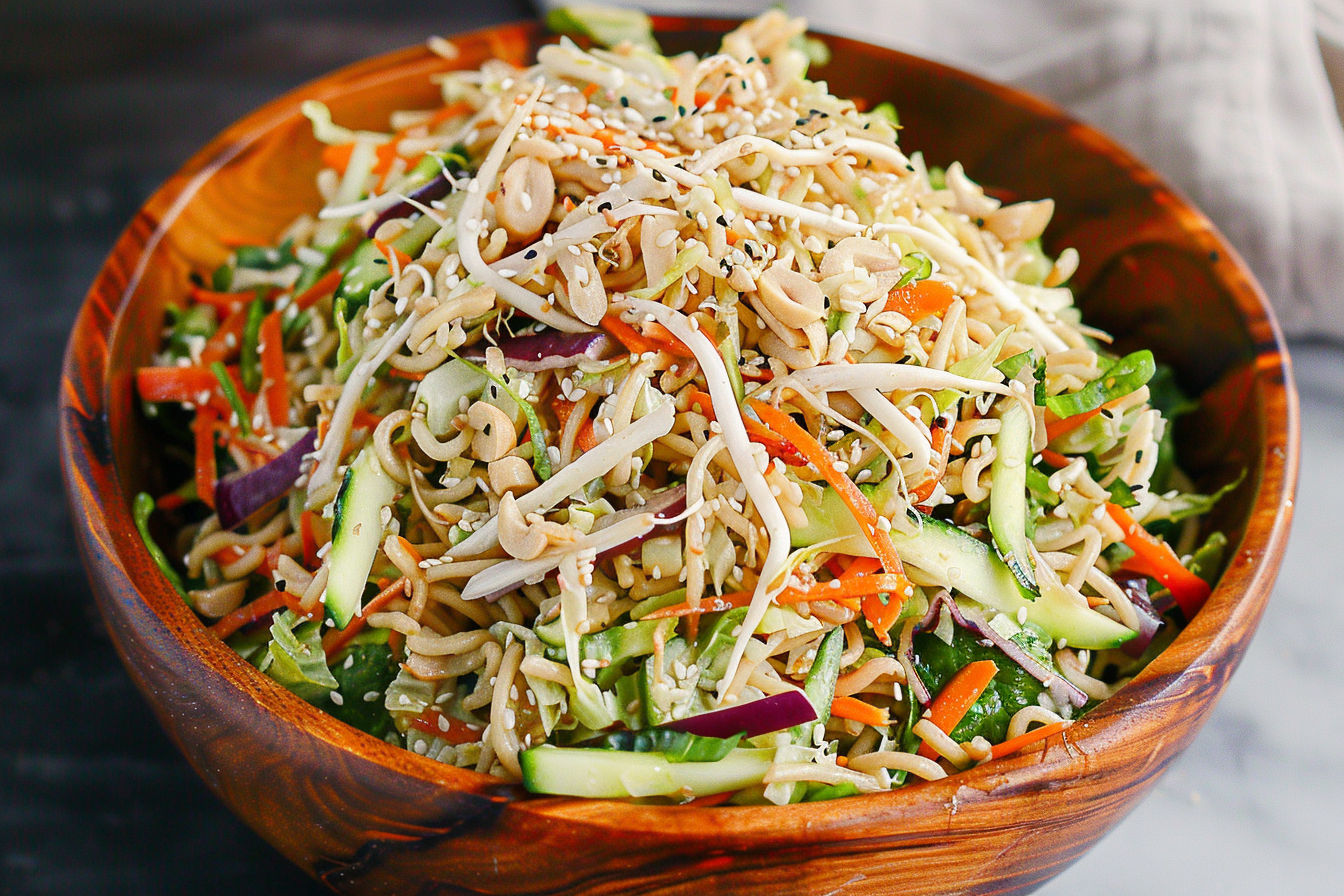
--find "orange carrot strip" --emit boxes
[990,720,1072,760]
[373,238,412,270]
[1107,503,1211,617]
[1045,407,1102,442]
[193,407,219,508]
[208,590,287,640]
[322,142,355,174]
[258,312,288,428]
[300,511,320,569]
[322,576,409,659]
[291,268,343,312]
[917,660,999,759]
[409,708,486,744]
[136,366,219,403]
[642,590,754,620]
[829,695,891,728]
[1039,448,1071,468]
[884,280,956,321]
[749,400,912,644]
[777,574,912,604]
[199,305,250,365]
[189,287,253,311]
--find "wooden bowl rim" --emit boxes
[59,15,1299,841]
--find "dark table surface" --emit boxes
[2,3,529,893]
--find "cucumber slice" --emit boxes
[793,492,1134,649]
[413,359,487,437]
[326,445,398,628]
[520,745,774,798]
[794,625,844,743]
[989,400,1037,592]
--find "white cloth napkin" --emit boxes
[538,0,1344,342]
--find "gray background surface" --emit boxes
[4,2,1340,893]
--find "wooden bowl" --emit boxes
[59,17,1298,896]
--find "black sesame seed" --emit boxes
[678,106,687,116]
[715,215,728,226]
[652,114,667,123]
[651,169,666,182]
[620,96,629,107]
[524,249,538,259]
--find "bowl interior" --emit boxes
[61,16,1297,896]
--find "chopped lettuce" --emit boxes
[259,610,338,702]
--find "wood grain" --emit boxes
[59,17,1298,896]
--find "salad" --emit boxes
[133,8,1231,803]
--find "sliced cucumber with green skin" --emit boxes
[335,212,443,313]
[414,359,487,436]
[793,492,1134,649]
[694,606,750,690]
[795,626,844,743]
[520,745,774,798]
[989,400,1037,592]
[326,445,399,629]
[640,637,702,726]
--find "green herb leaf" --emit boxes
[132,492,187,600]
[1045,350,1156,419]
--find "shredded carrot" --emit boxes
[373,237,412,270]
[409,708,486,744]
[386,367,427,381]
[990,720,1072,760]
[136,366,219,403]
[582,82,601,100]
[1045,396,1131,443]
[749,400,912,644]
[917,659,999,759]
[552,398,601,453]
[1107,503,1211,617]
[258,312,288,428]
[351,408,385,431]
[687,390,805,466]
[884,279,956,321]
[208,590,287,640]
[193,407,219,508]
[777,573,911,604]
[299,510,320,569]
[642,589,753,620]
[830,695,890,728]
[1039,448,1071,468]
[291,268,343,312]
[199,305,250,364]
[189,287,252,312]
[321,142,355,174]
[599,312,694,358]
[322,576,409,659]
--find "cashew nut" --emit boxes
[496,492,575,560]
[488,455,538,497]
[556,248,607,326]
[984,199,1055,245]
[496,155,554,242]
[467,400,518,462]
[497,492,549,560]
[756,263,825,329]
[819,236,902,278]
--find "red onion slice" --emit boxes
[365,173,454,238]
[465,330,616,372]
[215,429,316,530]
[662,690,816,739]
[594,484,687,564]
